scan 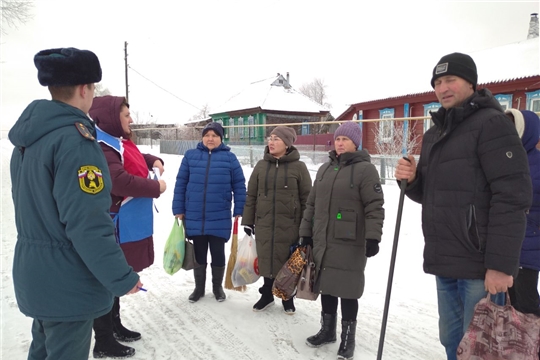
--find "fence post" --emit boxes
[380,157,386,185]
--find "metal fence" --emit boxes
[158,140,404,183]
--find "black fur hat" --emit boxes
[34,47,102,86]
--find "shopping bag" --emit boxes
[457,292,540,360]
[181,239,199,271]
[231,234,260,287]
[272,246,307,301]
[225,218,247,291]
[163,218,185,275]
[296,245,319,301]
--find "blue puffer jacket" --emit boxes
[515,110,540,271]
[172,142,246,240]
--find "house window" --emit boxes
[248,115,254,138]
[228,117,235,139]
[423,103,440,133]
[302,122,310,135]
[238,117,244,139]
[216,120,225,138]
[526,90,540,112]
[495,94,513,110]
[378,108,394,143]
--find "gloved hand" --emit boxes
[244,225,255,237]
[299,237,313,247]
[365,239,379,257]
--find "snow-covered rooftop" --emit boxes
[356,37,539,104]
[211,75,330,115]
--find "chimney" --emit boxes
[286,72,290,84]
[528,13,539,39]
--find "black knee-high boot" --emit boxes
[189,264,207,303]
[337,319,357,360]
[93,308,135,358]
[212,265,226,302]
[112,297,141,342]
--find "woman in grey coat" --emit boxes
[299,121,384,360]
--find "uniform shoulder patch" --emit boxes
[78,165,104,194]
[75,122,95,141]
[373,183,382,193]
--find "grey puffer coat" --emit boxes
[299,150,384,299]
[242,146,312,277]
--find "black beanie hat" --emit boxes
[202,122,224,140]
[34,47,102,86]
[430,52,477,90]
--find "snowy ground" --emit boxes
[1,139,445,360]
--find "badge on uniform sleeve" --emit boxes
[78,165,104,194]
[373,183,382,193]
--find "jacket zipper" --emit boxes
[202,150,212,234]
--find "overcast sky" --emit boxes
[1,0,538,132]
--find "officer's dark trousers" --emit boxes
[27,318,93,360]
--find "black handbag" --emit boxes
[181,239,200,271]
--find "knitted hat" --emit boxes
[430,52,477,90]
[34,47,102,86]
[270,126,297,147]
[334,121,362,149]
[202,122,224,140]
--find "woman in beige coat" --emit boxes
[242,126,312,314]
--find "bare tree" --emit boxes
[1,0,33,34]
[94,83,111,97]
[188,103,210,122]
[372,121,421,180]
[299,78,332,109]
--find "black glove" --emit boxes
[244,225,255,237]
[365,239,379,257]
[299,237,313,247]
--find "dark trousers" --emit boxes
[321,294,359,321]
[191,235,226,267]
[509,267,540,316]
[28,318,93,360]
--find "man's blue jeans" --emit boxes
[435,276,505,360]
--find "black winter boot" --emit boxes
[282,298,295,315]
[212,266,226,302]
[253,278,275,311]
[189,264,207,303]
[306,312,337,347]
[337,320,357,360]
[93,310,135,359]
[112,297,141,342]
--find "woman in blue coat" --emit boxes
[172,122,246,302]
[506,109,540,317]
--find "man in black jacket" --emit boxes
[395,52,532,360]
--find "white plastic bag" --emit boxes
[231,234,260,287]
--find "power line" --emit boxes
[128,65,202,111]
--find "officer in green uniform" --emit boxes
[9,47,142,360]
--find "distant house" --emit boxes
[336,14,540,155]
[209,73,329,144]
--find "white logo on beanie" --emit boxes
[435,63,448,75]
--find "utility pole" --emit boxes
[124,41,129,102]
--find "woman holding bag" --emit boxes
[172,122,246,303]
[299,121,384,360]
[242,126,312,314]
[89,96,166,358]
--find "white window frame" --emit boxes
[379,108,394,143]
[423,103,440,133]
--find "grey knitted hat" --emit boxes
[271,126,297,147]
